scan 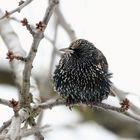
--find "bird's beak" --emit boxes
[59,48,74,53]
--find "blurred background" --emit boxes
[0,0,140,139]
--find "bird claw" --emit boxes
[66,96,74,110]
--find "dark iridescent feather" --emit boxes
[53,39,112,104]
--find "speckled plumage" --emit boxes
[53,39,112,104]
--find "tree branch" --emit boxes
[0,98,10,107]
[33,97,140,123]
[5,116,21,140]
[54,7,140,123]
[35,98,124,113]
[55,6,76,41]
[0,0,34,20]
[20,0,59,107]
[0,9,41,108]
[19,125,49,138]
[0,119,11,133]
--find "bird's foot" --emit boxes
[89,102,96,108]
[66,96,74,110]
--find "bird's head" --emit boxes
[59,39,94,56]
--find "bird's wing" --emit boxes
[96,49,115,97]
[96,49,108,72]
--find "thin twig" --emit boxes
[0,119,12,133]
[123,111,140,122]
[130,102,140,115]
[93,102,125,113]
[36,98,65,109]
[44,34,53,43]
[29,118,44,140]
[42,0,59,25]
[20,0,59,107]
[36,98,125,113]
[34,131,44,140]
[0,9,41,110]
[0,98,10,107]
[10,16,58,48]
[0,0,34,20]
[9,16,61,55]
[44,34,61,55]
[6,116,21,140]
[48,16,58,76]
[34,98,140,123]
[21,18,35,36]
[36,111,44,128]
[55,6,76,41]
[111,85,140,120]
[19,125,49,138]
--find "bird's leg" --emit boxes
[66,96,74,110]
[90,101,95,108]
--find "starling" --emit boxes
[53,39,112,105]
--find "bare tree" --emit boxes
[0,0,140,139]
